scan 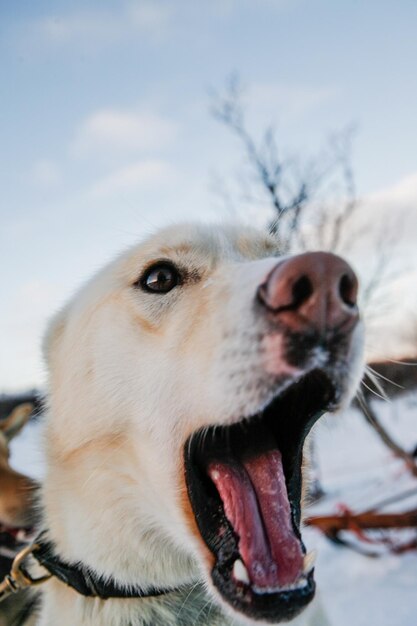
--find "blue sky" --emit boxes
[1,0,417,390]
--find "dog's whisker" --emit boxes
[360,379,390,403]
[386,357,417,366]
[364,368,390,399]
[194,595,215,624]
[365,365,404,390]
[175,580,202,619]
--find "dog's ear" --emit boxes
[1,402,33,442]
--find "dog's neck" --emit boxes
[39,578,229,626]
[39,427,216,625]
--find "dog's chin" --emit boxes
[184,368,340,624]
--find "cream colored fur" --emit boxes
[37,223,364,626]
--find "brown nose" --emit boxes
[258,252,358,333]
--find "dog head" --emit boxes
[43,223,364,624]
[0,403,36,528]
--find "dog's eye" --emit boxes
[140,263,181,294]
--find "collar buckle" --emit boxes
[0,544,51,603]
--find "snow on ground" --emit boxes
[305,391,417,626]
[8,392,417,626]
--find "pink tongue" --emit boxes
[208,450,303,589]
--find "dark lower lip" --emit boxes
[212,563,316,623]
[184,369,337,622]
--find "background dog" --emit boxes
[36,223,363,625]
[0,403,37,626]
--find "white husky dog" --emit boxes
[34,223,363,626]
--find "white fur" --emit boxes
[36,223,364,625]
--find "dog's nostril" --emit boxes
[339,273,357,307]
[291,275,313,308]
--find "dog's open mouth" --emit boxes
[184,368,337,623]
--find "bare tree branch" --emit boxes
[211,75,311,251]
[211,74,412,495]
[210,76,366,259]
[357,395,417,477]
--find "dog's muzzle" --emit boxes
[183,251,361,623]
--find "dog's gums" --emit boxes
[185,369,337,623]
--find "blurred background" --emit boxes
[1,2,417,625]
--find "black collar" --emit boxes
[32,535,179,600]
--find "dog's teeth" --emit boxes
[303,550,316,573]
[233,559,250,584]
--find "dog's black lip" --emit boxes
[184,369,336,622]
[212,563,316,622]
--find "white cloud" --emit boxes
[31,159,62,187]
[72,109,178,158]
[90,159,177,197]
[33,2,174,49]
[345,171,417,358]
[366,171,417,212]
[350,172,417,257]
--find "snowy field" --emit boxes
[307,392,417,626]
[9,393,417,626]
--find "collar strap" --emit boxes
[32,537,178,600]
